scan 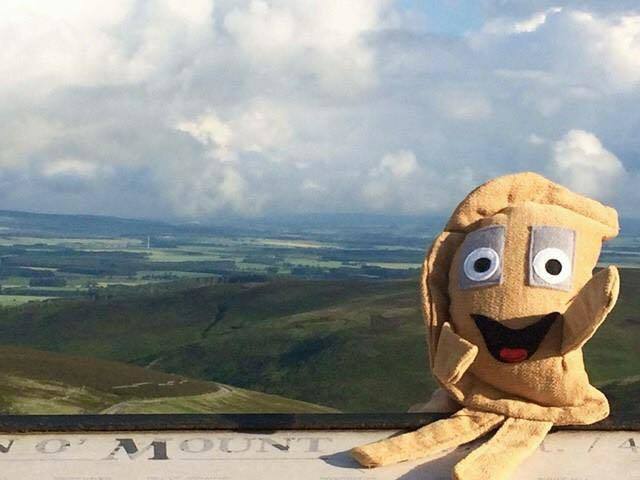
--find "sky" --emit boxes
[1,0,640,220]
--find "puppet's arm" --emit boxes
[452,417,552,480]
[351,408,504,468]
[433,322,478,385]
[561,266,619,354]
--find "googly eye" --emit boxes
[463,247,500,282]
[532,247,571,284]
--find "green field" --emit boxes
[0,233,420,304]
[0,210,433,308]
[0,295,57,306]
[0,209,635,304]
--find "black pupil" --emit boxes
[545,259,563,275]
[474,257,492,273]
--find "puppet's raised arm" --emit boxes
[421,231,465,367]
[433,322,478,385]
[561,265,619,354]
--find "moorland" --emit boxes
[0,210,638,418]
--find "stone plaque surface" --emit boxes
[0,430,638,479]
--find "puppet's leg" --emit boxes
[351,408,504,468]
[452,416,552,480]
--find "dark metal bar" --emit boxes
[0,413,636,433]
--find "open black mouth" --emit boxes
[472,313,560,363]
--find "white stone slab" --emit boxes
[0,430,638,479]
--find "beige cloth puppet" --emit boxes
[351,172,620,480]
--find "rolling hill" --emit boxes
[0,278,435,411]
[0,270,638,413]
[0,346,337,414]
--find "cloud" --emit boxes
[42,158,101,179]
[165,162,263,217]
[0,0,216,101]
[35,157,116,194]
[362,150,422,212]
[1,1,640,219]
[177,112,235,161]
[375,150,419,178]
[567,11,640,91]
[436,90,493,121]
[548,130,626,200]
[482,7,563,34]
[171,100,294,215]
[223,0,388,95]
[361,150,475,213]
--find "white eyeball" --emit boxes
[532,247,571,284]
[463,247,500,282]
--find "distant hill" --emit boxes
[1,207,638,237]
[0,208,445,246]
[0,209,241,238]
[0,346,337,414]
[0,209,177,238]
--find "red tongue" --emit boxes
[499,347,528,363]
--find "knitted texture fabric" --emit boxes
[351,172,619,479]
